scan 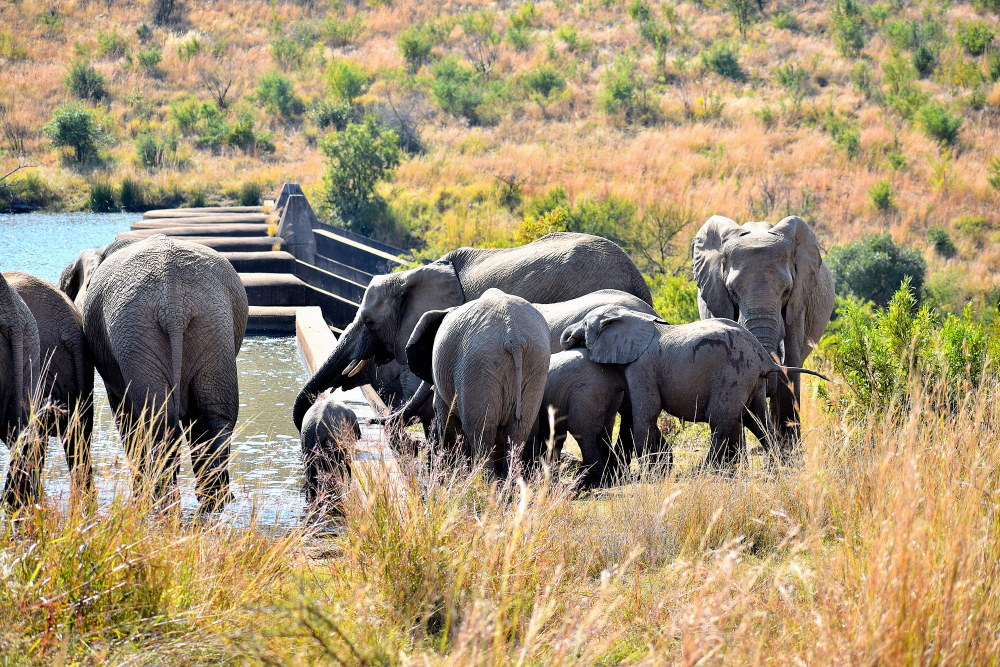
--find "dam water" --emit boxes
[0,212,319,525]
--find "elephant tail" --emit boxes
[506,340,525,421]
[166,317,185,439]
[768,364,831,383]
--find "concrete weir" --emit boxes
[133,184,407,477]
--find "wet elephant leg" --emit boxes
[61,397,94,493]
[188,414,235,511]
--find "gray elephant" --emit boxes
[404,289,550,479]
[292,232,652,431]
[692,215,834,444]
[300,395,361,504]
[62,234,249,510]
[5,271,94,493]
[57,237,138,311]
[561,306,828,467]
[538,349,628,489]
[0,272,41,506]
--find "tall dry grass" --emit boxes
[5,375,1000,665]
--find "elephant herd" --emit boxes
[0,215,834,512]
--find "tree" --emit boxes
[65,59,107,100]
[327,61,371,105]
[826,233,926,308]
[256,70,296,116]
[43,101,110,163]
[320,118,401,232]
[460,11,502,81]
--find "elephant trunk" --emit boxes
[294,321,369,430]
[739,309,783,361]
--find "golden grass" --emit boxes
[4,376,1000,665]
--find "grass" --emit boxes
[4,371,1000,664]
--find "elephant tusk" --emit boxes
[347,358,369,378]
[342,359,361,376]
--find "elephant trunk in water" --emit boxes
[293,321,375,430]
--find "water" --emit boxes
[0,213,319,526]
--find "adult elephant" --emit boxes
[5,271,94,493]
[0,272,41,506]
[293,232,652,430]
[691,215,834,444]
[62,234,249,510]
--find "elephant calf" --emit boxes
[300,396,361,504]
[562,306,828,467]
[5,271,94,493]
[538,350,628,489]
[406,289,550,479]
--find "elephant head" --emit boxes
[691,215,822,362]
[58,237,142,309]
[293,262,464,429]
[561,305,666,364]
[404,307,457,384]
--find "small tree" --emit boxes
[915,101,962,145]
[65,59,107,100]
[430,56,483,122]
[43,101,110,163]
[398,26,434,72]
[256,70,296,116]
[826,233,927,308]
[327,61,371,105]
[460,11,502,81]
[829,0,867,57]
[320,118,401,230]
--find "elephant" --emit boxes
[0,272,41,506]
[692,215,835,445]
[561,306,829,467]
[292,232,652,431]
[404,289,550,479]
[5,271,94,494]
[537,349,628,489]
[62,234,249,510]
[300,395,361,504]
[58,237,138,311]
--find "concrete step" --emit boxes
[222,251,296,273]
[133,214,271,227]
[240,272,307,307]
[246,306,298,335]
[126,224,272,238]
[144,206,264,218]
[115,233,284,253]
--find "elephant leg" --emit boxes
[606,397,634,482]
[575,432,605,489]
[62,396,94,494]
[487,424,508,480]
[743,388,774,456]
[706,414,744,469]
[187,414,235,511]
[775,330,805,449]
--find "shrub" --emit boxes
[136,49,162,72]
[227,112,274,154]
[927,226,957,259]
[974,0,1000,11]
[308,98,353,131]
[726,0,763,39]
[824,109,862,159]
[987,51,1000,82]
[136,23,153,43]
[188,188,208,208]
[151,0,177,26]
[826,233,927,308]
[912,44,936,77]
[431,56,483,123]
[988,156,1000,191]
[65,59,107,100]
[565,196,636,247]
[511,206,570,244]
[956,20,995,56]
[597,53,656,123]
[522,65,565,100]
[271,36,306,69]
[97,29,129,58]
[398,26,434,72]
[256,70,297,116]
[829,0,867,57]
[701,39,744,81]
[89,179,117,212]
[176,33,201,61]
[771,6,799,31]
[526,186,569,219]
[320,118,401,232]
[326,61,370,104]
[914,102,962,145]
[119,177,145,212]
[43,101,111,163]
[169,96,200,134]
[647,273,699,324]
[134,132,173,168]
[237,181,264,206]
[953,215,991,237]
[867,178,895,211]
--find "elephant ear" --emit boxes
[395,262,465,362]
[57,258,83,301]
[692,215,743,320]
[770,216,822,322]
[586,308,660,364]
[404,308,454,384]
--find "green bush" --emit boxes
[43,101,111,163]
[320,118,402,233]
[824,109,862,160]
[430,56,483,123]
[507,25,532,50]
[522,65,565,106]
[119,177,145,212]
[867,178,895,211]
[829,0,867,57]
[137,48,162,72]
[318,15,364,47]
[597,53,656,123]
[927,226,957,259]
[914,101,962,145]
[135,133,164,168]
[256,70,297,116]
[308,98,354,131]
[188,188,208,208]
[646,273,700,324]
[912,44,936,77]
[271,36,306,69]
[987,51,1000,82]
[237,181,264,206]
[565,196,636,247]
[988,156,1000,191]
[176,33,201,61]
[826,233,927,308]
[701,39,744,80]
[65,59,107,100]
[227,112,274,154]
[398,26,434,71]
[89,179,117,212]
[169,97,200,134]
[956,20,995,56]
[136,23,153,43]
[526,186,569,219]
[97,29,129,58]
[726,0,763,38]
[327,60,370,105]
[833,283,1000,411]
[771,6,799,30]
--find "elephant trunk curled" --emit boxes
[293,322,364,430]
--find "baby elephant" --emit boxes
[561,306,828,467]
[539,350,628,488]
[300,396,361,504]
[406,288,550,479]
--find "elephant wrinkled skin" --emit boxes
[293,233,652,431]
[692,215,834,444]
[300,396,361,505]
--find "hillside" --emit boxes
[1,0,999,310]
